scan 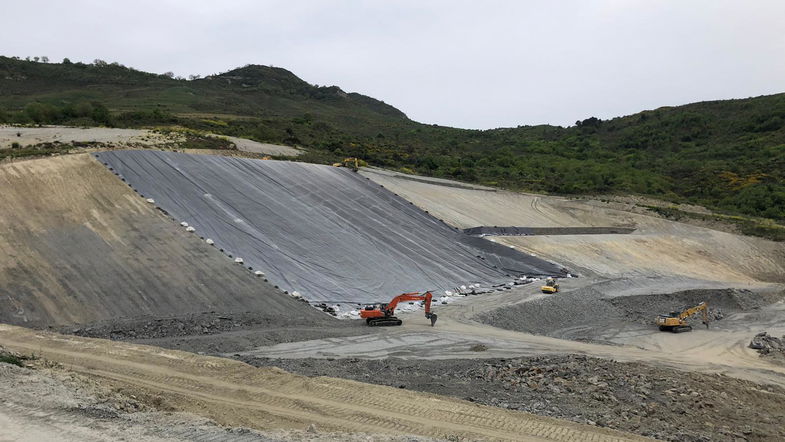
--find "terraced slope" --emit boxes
[0,154,330,328]
[362,168,785,283]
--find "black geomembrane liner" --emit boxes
[98,151,567,303]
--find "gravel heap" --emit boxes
[750,332,785,362]
[478,288,773,337]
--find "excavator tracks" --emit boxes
[367,317,403,327]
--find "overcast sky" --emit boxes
[3,0,785,128]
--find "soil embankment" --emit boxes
[362,168,785,284]
[0,154,332,331]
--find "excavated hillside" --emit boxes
[361,168,785,284]
[0,154,332,329]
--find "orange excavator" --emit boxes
[360,291,437,327]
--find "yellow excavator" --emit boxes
[541,277,559,294]
[332,157,366,172]
[655,301,710,333]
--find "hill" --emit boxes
[1,56,784,225]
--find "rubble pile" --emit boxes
[750,332,785,361]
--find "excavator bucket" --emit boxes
[430,313,438,327]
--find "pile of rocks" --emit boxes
[750,332,785,359]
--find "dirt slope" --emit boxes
[362,168,785,283]
[0,325,650,442]
[0,154,330,328]
[0,361,437,442]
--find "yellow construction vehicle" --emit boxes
[541,277,559,294]
[655,301,710,333]
[331,157,366,172]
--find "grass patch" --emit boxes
[0,352,24,367]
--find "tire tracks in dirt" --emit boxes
[0,324,649,442]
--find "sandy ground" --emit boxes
[361,167,785,284]
[0,325,649,442]
[0,125,302,157]
[0,361,440,442]
[223,135,302,156]
[0,125,181,148]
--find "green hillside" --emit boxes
[1,56,784,226]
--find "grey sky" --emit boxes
[4,0,785,128]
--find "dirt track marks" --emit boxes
[0,325,649,441]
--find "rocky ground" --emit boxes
[750,332,785,364]
[0,351,437,442]
[245,355,785,442]
[477,288,783,340]
[57,311,368,354]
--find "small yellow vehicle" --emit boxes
[541,277,559,294]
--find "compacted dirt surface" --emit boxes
[0,350,439,442]
[0,326,649,442]
[246,355,785,442]
[0,125,181,149]
[361,167,785,284]
[3,154,785,441]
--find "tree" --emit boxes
[163,71,174,78]
[41,56,49,63]
[74,101,94,118]
[90,102,111,125]
[25,102,60,124]
[93,59,107,67]
[33,56,40,62]
[188,74,201,81]
[62,57,72,64]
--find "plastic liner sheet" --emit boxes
[464,226,636,236]
[97,151,568,303]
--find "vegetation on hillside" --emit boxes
[1,56,784,224]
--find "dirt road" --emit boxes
[242,280,785,389]
[0,324,649,441]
